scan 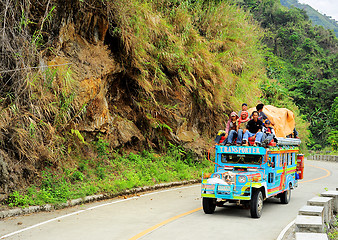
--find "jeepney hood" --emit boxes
[236,171,263,181]
[208,168,263,184]
[214,165,262,175]
[212,170,259,175]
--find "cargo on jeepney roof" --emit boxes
[248,105,295,138]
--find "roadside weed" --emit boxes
[6,146,212,208]
[327,215,338,240]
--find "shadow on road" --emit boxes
[210,197,284,218]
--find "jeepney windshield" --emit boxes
[220,154,262,165]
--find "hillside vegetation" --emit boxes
[0,0,293,206]
[280,0,338,37]
[1,0,336,208]
[235,0,338,150]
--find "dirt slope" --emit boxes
[0,0,267,197]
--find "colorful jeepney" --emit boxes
[201,144,302,218]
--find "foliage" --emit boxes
[7,171,74,207]
[332,97,338,124]
[1,0,321,206]
[0,0,83,168]
[0,0,270,189]
[7,191,32,208]
[328,131,338,151]
[107,0,266,112]
[327,215,338,240]
[6,147,214,208]
[235,0,338,149]
[71,129,87,144]
[94,136,110,157]
[280,0,338,38]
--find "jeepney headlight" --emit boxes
[237,175,246,183]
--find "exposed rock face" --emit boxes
[51,23,117,131]
[46,14,214,154]
[176,122,200,143]
[0,0,228,196]
[51,22,151,148]
[115,118,145,145]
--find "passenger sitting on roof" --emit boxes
[243,111,263,147]
[224,112,239,145]
[238,103,248,117]
[250,103,268,123]
[236,110,250,146]
[261,120,275,147]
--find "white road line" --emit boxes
[0,184,198,239]
[276,219,295,240]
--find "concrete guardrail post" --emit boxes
[307,197,333,224]
[321,191,338,214]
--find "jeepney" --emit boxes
[201,143,303,218]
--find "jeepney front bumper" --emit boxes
[201,181,251,200]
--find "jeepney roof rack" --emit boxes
[275,137,301,146]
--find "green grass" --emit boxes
[109,0,266,111]
[6,141,214,208]
[328,214,338,240]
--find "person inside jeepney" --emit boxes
[223,112,239,145]
[238,103,248,117]
[261,120,276,147]
[242,111,263,147]
[236,110,250,146]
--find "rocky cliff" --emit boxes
[0,0,268,197]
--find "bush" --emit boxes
[328,131,338,151]
[7,191,31,208]
[71,171,84,182]
[6,145,214,208]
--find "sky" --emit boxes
[298,0,338,21]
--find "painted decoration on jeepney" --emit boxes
[216,146,266,155]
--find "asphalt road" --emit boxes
[0,159,337,240]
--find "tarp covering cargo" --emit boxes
[248,105,295,138]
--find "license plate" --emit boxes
[202,184,214,190]
[218,185,231,191]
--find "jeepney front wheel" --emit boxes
[250,190,263,218]
[202,197,216,214]
[280,189,291,204]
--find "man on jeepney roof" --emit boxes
[238,103,248,117]
[243,111,263,147]
[247,105,296,138]
[250,103,268,123]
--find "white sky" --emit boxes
[298,0,338,21]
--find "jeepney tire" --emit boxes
[203,197,216,214]
[280,189,291,204]
[250,190,263,218]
